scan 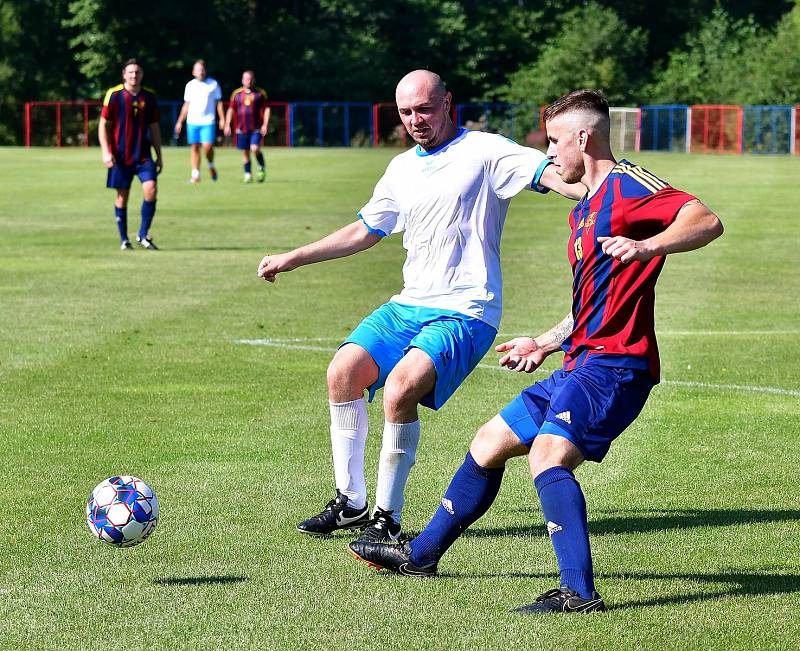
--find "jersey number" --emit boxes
[573,238,583,261]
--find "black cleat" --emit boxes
[512,587,606,614]
[348,540,437,577]
[356,507,401,543]
[120,240,134,251]
[297,490,369,535]
[136,235,159,250]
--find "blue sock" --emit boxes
[409,452,504,567]
[534,466,595,598]
[139,200,156,240]
[255,152,265,169]
[244,161,252,174]
[114,206,128,242]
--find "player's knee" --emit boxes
[382,375,415,415]
[470,418,522,468]
[326,357,365,401]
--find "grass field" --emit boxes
[1,145,799,650]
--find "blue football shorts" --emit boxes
[236,131,264,149]
[106,158,157,189]
[187,123,216,145]
[342,301,497,410]
[500,365,656,462]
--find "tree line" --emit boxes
[1,0,798,145]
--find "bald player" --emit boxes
[257,70,583,544]
[348,89,723,614]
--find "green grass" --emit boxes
[0,146,798,650]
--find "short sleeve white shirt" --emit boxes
[358,128,550,329]
[184,78,222,125]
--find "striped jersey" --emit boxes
[229,87,268,133]
[101,85,160,166]
[562,159,696,380]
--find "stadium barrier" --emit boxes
[689,105,743,154]
[22,100,800,155]
[454,103,539,144]
[742,105,794,155]
[640,105,689,152]
[609,107,641,152]
[288,102,373,147]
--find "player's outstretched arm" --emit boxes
[598,200,723,264]
[257,220,382,283]
[496,313,573,372]
[539,164,586,200]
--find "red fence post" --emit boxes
[25,102,31,147]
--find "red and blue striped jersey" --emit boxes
[229,87,268,133]
[561,160,697,380]
[101,85,160,166]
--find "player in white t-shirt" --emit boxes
[257,69,584,543]
[174,60,224,183]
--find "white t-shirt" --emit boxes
[359,128,550,329]
[183,78,222,125]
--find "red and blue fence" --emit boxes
[23,100,800,155]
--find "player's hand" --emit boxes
[597,236,656,263]
[102,151,115,168]
[155,157,163,175]
[257,253,296,283]
[495,337,546,373]
[174,122,182,136]
[223,124,231,137]
[260,125,268,137]
[218,118,225,130]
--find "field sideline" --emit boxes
[0,146,798,650]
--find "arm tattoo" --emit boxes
[539,314,574,349]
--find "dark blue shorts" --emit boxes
[106,159,157,189]
[236,131,263,149]
[500,365,655,462]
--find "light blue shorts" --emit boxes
[187,123,216,145]
[342,301,497,410]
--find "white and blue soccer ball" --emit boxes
[86,475,159,547]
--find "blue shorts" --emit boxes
[236,131,263,149]
[106,158,157,189]
[187,123,216,145]
[500,365,655,462]
[342,301,497,410]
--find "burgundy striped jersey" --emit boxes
[562,160,697,380]
[229,87,268,133]
[101,85,160,166]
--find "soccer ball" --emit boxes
[86,475,159,547]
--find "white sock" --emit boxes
[191,168,200,179]
[208,162,216,170]
[329,399,368,510]
[375,420,421,524]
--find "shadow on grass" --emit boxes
[464,508,800,539]
[437,569,800,610]
[154,575,249,586]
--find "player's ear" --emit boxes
[577,128,589,152]
[443,91,452,113]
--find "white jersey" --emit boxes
[358,128,550,329]
[183,77,222,125]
